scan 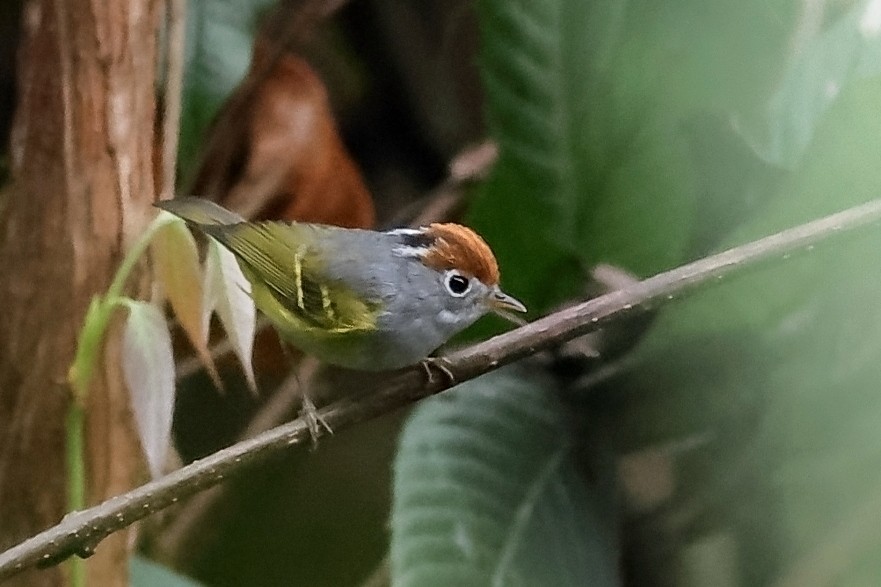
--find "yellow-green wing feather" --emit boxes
[157,197,246,225]
[203,221,378,335]
[156,197,378,335]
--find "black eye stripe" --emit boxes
[398,232,435,249]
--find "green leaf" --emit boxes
[390,368,619,587]
[734,1,881,168]
[470,0,698,315]
[624,33,881,583]
[753,239,881,559]
[645,77,881,341]
[121,301,176,479]
[130,555,204,587]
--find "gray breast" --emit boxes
[312,228,468,369]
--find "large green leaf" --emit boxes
[425,0,881,584]
[179,0,276,179]
[390,368,619,587]
[471,0,803,314]
[630,3,881,342]
[617,4,881,582]
[734,1,881,168]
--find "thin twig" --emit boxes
[387,140,497,228]
[160,0,186,201]
[3,198,881,580]
[154,359,319,563]
[184,0,350,198]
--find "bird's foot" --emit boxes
[300,394,333,445]
[420,357,456,385]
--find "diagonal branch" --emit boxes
[3,198,881,580]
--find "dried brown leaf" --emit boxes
[191,39,376,229]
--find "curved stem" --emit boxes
[61,211,172,587]
[106,213,171,302]
[65,404,86,587]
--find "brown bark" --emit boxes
[0,0,160,585]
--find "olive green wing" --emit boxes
[201,221,379,335]
[156,196,246,225]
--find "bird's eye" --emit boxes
[444,271,471,297]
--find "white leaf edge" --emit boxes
[202,238,257,390]
[121,301,176,479]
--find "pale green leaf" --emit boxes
[734,1,881,168]
[391,368,619,587]
[203,238,256,390]
[122,301,176,479]
[151,217,219,384]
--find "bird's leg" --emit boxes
[279,340,333,444]
[420,356,456,385]
[300,392,333,443]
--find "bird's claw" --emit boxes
[420,357,456,385]
[300,394,333,445]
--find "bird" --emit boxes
[157,197,526,433]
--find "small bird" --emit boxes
[157,197,526,374]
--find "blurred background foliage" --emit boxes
[6,0,881,585]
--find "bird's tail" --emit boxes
[155,196,245,226]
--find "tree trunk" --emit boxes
[0,0,160,585]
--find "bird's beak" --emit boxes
[487,289,527,326]
[490,290,527,313]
